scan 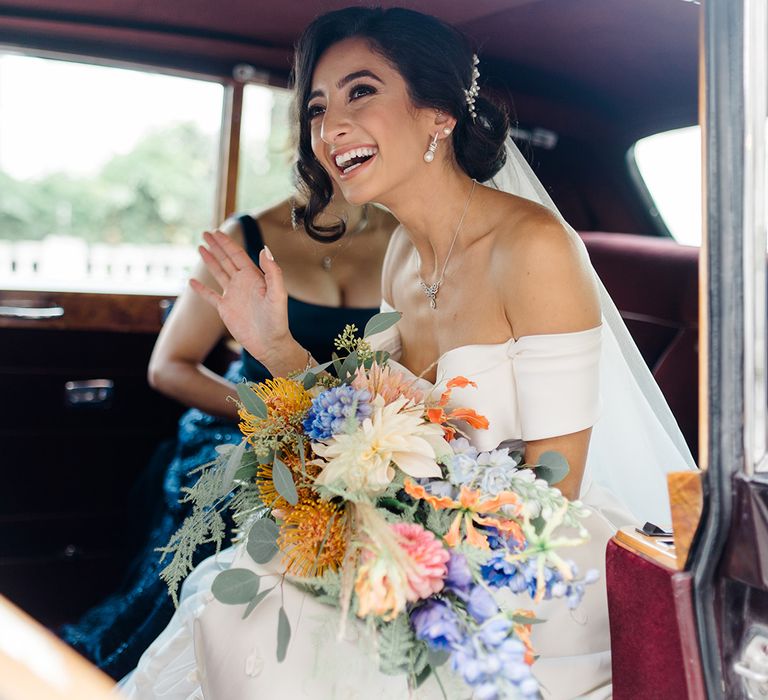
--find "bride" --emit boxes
[120,7,696,699]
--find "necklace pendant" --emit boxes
[322,255,332,271]
[419,280,440,310]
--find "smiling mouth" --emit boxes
[334,146,378,175]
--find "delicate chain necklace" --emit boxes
[416,180,476,310]
[321,204,370,271]
[292,203,370,272]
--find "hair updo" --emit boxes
[290,6,509,241]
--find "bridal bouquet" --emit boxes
[159,312,596,700]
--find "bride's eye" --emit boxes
[307,103,325,120]
[349,84,376,101]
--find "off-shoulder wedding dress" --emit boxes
[119,139,696,699]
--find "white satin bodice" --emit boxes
[372,301,602,451]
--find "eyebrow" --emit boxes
[307,70,384,103]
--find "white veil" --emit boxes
[488,137,697,525]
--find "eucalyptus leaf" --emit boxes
[236,382,267,419]
[302,372,317,390]
[363,311,402,338]
[298,440,307,478]
[211,568,260,605]
[241,586,275,619]
[219,438,247,496]
[535,451,570,485]
[233,464,258,482]
[276,606,291,662]
[331,352,343,377]
[246,518,279,564]
[511,614,547,625]
[427,649,450,668]
[272,454,299,505]
[308,360,334,375]
[339,351,358,382]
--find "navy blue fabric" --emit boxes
[59,215,378,679]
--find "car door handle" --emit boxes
[0,304,65,319]
[64,380,114,407]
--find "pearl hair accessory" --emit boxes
[464,54,480,121]
[423,132,439,163]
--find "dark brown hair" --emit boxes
[290,6,508,241]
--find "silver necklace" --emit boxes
[416,180,476,310]
[321,204,370,271]
[291,203,370,272]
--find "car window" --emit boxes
[236,84,294,214]
[631,125,702,246]
[0,53,284,295]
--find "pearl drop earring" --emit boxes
[423,132,439,163]
[443,127,452,135]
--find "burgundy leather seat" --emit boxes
[580,232,699,463]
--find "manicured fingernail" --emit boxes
[263,245,274,261]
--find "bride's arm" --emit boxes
[497,209,601,500]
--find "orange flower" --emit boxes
[438,376,477,406]
[512,610,537,665]
[426,376,488,440]
[404,479,523,548]
[278,495,348,577]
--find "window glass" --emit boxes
[0,53,223,294]
[236,84,294,215]
[632,125,702,246]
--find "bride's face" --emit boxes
[307,38,437,206]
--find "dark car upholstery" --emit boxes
[580,232,699,462]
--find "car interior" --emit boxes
[0,1,703,697]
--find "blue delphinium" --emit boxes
[480,552,599,609]
[445,551,473,600]
[450,620,540,700]
[467,584,499,623]
[410,600,465,650]
[302,385,371,441]
[481,553,528,593]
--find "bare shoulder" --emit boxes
[380,224,411,304]
[486,191,601,337]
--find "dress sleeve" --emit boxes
[510,325,602,441]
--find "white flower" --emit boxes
[449,437,479,459]
[313,396,450,494]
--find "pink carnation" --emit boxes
[391,522,450,601]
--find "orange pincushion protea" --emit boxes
[238,377,312,439]
[278,495,349,577]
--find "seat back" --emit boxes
[580,232,699,462]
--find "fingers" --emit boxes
[203,231,239,278]
[198,244,231,291]
[209,230,261,274]
[189,277,222,308]
[259,246,287,301]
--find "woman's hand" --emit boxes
[190,230,299,371]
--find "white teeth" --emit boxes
[334,146,377,167]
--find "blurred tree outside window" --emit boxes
[0,54,293,294]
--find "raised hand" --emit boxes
[190,230,298,370]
